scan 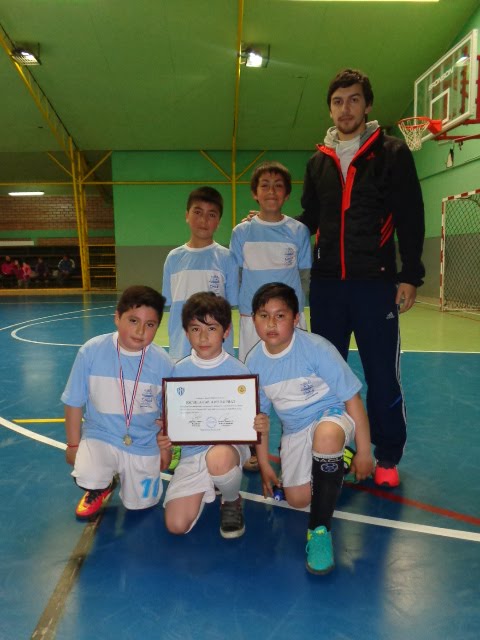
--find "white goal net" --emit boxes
[440,189,480,311]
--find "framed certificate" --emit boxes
[162,375,260,445]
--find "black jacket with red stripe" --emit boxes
[298,128,425,287]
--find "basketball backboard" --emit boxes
[414,29,479,142]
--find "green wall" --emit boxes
[112,150,312,290]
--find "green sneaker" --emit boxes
[343,446,358,483]
[168,446,182,472]
[343,446,355,474]
[305,526,334,574]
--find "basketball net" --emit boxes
[397,116,442,151]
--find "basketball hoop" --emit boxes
[397,116,442,151]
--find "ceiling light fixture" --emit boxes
[240,44,270,68]
[287,1,439,3]
[10,43,41,66]
[8,191,45,196]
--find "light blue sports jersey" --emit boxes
[171,350,251,458]
[61,332,174,455]
[246,329,361,435]
[162,242,238,361]
[229,216,312,315]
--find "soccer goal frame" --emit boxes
[440,188,480,311]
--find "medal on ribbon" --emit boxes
[117,339,146,446]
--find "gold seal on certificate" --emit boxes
[162,375,259,445]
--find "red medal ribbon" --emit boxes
[117,339,146,433]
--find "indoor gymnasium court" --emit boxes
[1,2,479,639]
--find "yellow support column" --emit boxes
[231,0,245,228]
[70,140,91,290]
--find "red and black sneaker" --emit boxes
[374,461,400,488]
[75,483,114,519]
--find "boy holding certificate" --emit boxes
[158,292,269,539]
[62,285,174,519]
[246,283,374,574]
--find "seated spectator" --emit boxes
[1,255,17,288]
[56,254,75,285]
[31,257,50,285]
[15,258,32,288]
[17,258,32,288]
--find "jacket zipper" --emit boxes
[317,128,381,279]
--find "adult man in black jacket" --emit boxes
[298,69,425,487]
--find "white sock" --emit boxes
[211,465,242,503]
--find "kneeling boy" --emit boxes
[62,285,174,518]
[158,292,269,538]
[246,283,374,574]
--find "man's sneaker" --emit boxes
[220,496,245,539]
[168,446,182,472]
[305,526,334,575]
[75,483,114,519]
[374,461,400,488]
[243,454,259,472]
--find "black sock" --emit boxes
[308,452,344,531]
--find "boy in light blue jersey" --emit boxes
[62,285,174,519]
[157,292,269,539]
[162,187,238,362]
[230,161,312,363]
[246,283,374,574]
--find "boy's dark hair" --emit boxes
[251,282,299,316]
[186,186,224,218]
[327,68,374,108]
[181,292,231,332]
[117,285,166,322]
[250,161,292,196]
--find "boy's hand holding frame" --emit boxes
[255,426,280,498]
[156,419,173,471]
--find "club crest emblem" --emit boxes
[284,247,295,266]
[140,387,154,408]
[208,274,221,293]
[300,379,316,400]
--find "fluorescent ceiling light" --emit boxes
[8,191,45,196]
[10,44,41,66]
[240,44,270,68]
[287,1,439,3]
[246,52,264,68]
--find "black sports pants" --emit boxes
[309,279,406,465]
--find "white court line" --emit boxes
[0,305,115,332]
[417,300,480,317]
[241,491,480,543]
[0,416,66,450]
[403,349,480,354]
[11,314,113,346]
[2,305,477,353]
[1,415,479,544]
[1,306,171,349]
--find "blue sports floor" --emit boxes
[0,294,479,640]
